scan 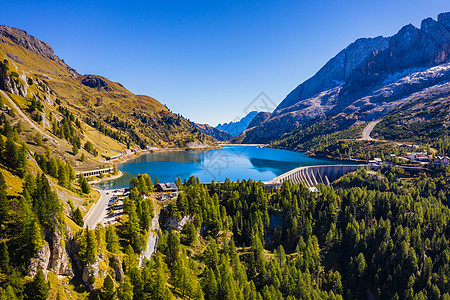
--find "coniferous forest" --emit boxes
[2,119,449,300]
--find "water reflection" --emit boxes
[97,146,337,189]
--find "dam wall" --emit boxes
[264,164,380,187]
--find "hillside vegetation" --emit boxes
[0,25,214,169]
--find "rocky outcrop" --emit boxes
[82,260,100,290]
[48,227,73,276]
[241,12,450,144]
[194,123,232,141]
[110,255,124,281]
[27,243,51,278]
[0,60,21,95]
[165,215,192,231]
[27,225,74,278]
[80,74,113,92]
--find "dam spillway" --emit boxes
[264,164,379,187]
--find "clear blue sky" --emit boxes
[2,1,449,125]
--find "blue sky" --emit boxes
[2,1,449,125]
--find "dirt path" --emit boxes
[361,120,381,141]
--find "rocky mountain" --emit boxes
[194,122,232,141]
[0,25,214,164]
[240,12,450,144]
[216,110,258,137]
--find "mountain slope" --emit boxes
[240,12,450,146]
[0,25,214,167]
[194,122,232,141]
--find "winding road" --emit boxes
[361,120,381,141]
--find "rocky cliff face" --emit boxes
[27,225,74,278]
[241,12,450,144]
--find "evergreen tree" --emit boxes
[80,228,98,265]
[0,173,8,225]
[101,274,115,300]
[25,269,49,300]
[5,137,19,170]
[72,207,84,227]
[0,241,10,273]
[204,237,219,269]
[202,267,218,300]
[147,254,173,300]
[117,276,133,300]
[106,226,120,254]
[165,230,180,267]
[58,163,68,187]
[182,222,197,245]
[79,174,91,194]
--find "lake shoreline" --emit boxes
[97,145,345,189]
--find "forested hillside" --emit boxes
[1,102,450,299]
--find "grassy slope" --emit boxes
[0,34,215,169]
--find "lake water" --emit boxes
[97,145,339,189]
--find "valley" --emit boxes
[0,8,450,300]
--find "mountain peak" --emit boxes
[0,25,79,76]
[438,12,450,29]
[241,11,450,144]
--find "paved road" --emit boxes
[84,188,110,228]
[361,120,381,141]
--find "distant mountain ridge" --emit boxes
[216,110,258,137]
[239,12,450,144]
[194,123,232,141]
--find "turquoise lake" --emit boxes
[97,145,339,189]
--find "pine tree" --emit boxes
[202,267,218,300]
[204,237,219,269]
[5,137,19,170]
[117,276,133,300]
[47,157,58,178]
[106,226,120,254]
[17,142,28,177]
[72,141,79,155]
[125,200,144,252]
[81,228,98,265]
[101,274,116,300]
[143,174,153,192]
[148,254,173,300]
[25,269,49,300]
[79,174,91,194]
[72,207,84,227]
[0,173,8,225]
[0,241,10,273]
[183,222,196,245]
[165,230,180,267]
[5,285,17,300]
[124,245,136,272]
[58,163,68,186]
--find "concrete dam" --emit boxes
[264,164,379,187]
